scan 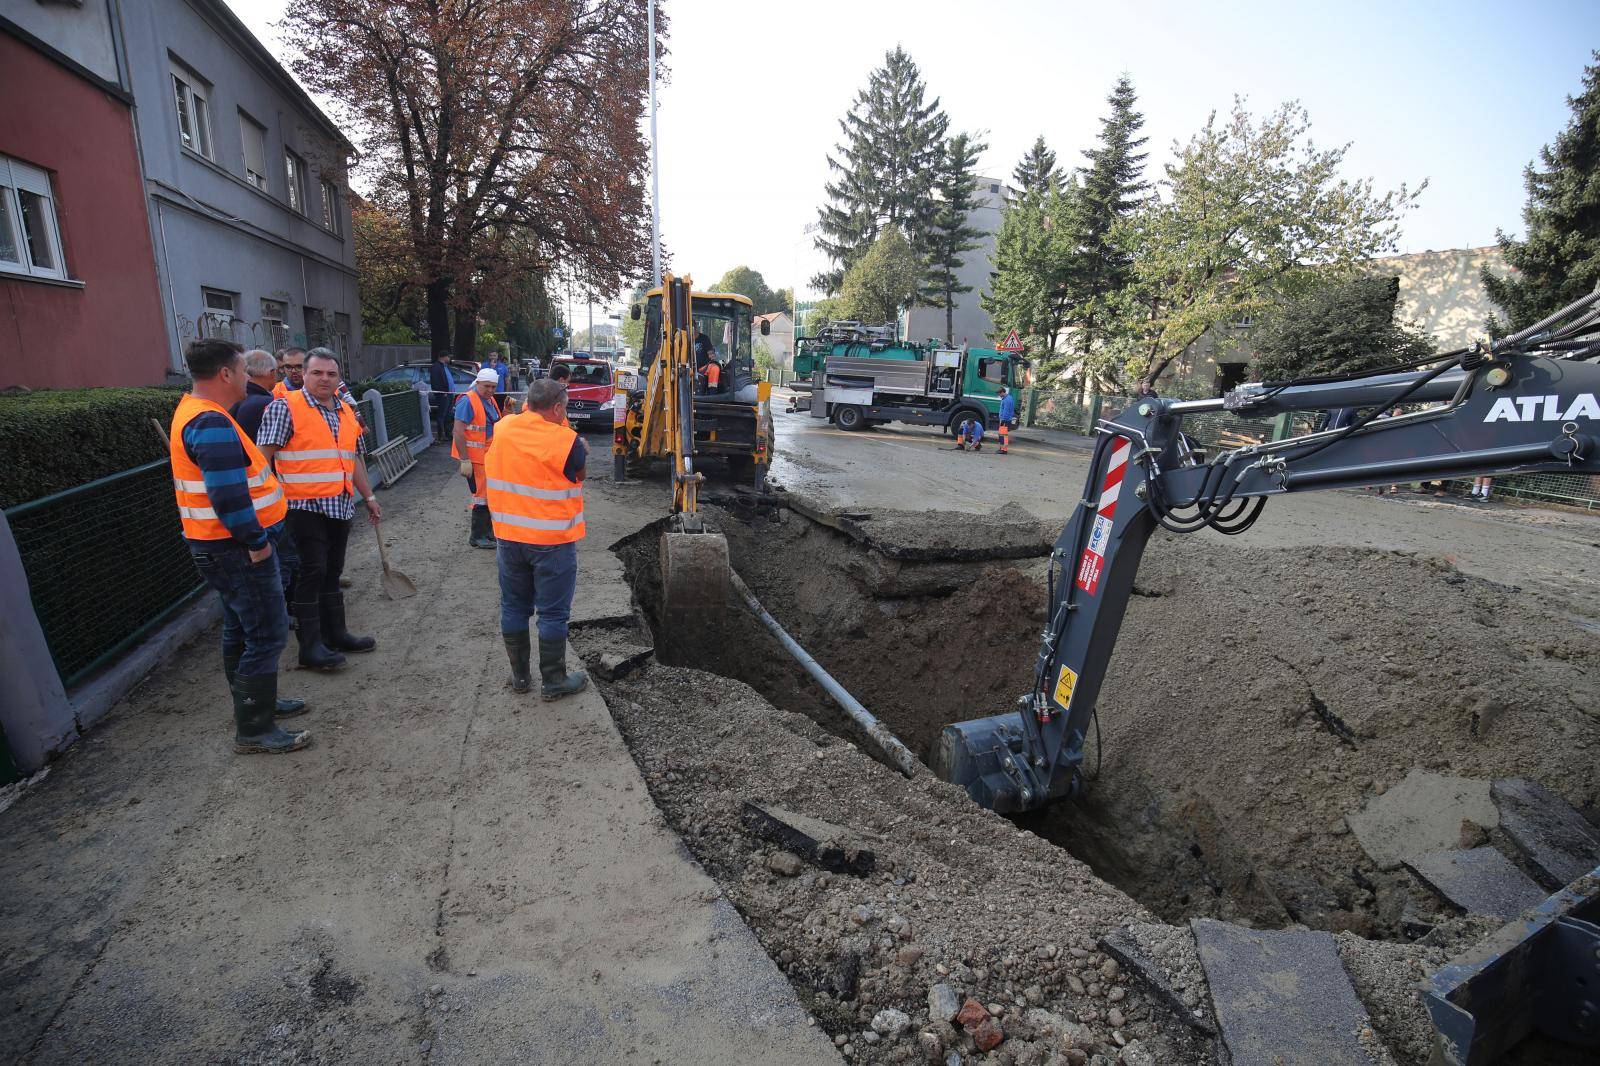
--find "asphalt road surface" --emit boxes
[768,402,1600,621]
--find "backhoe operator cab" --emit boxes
[616,287,774,489]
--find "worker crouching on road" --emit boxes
[454,368,502,549]
[258,349,382,669]
[169,339,310,754]
[953,418,984,451]
[998,387,1017,455]
[485,378,590,700]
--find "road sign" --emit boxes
[996,329,1024,352]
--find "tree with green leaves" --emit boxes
[1483,54,1600,334]
[1101,99,1423,390]
[1012,135,1059,198]
[1251,275,1435,381]
[711,266,790,314]
[1059,76,1149,362]
[920,132,989,343]
[836,227,922,323]
[983,176,1079,364]
[814,47,949,293]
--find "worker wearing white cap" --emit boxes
[453,367,503,548]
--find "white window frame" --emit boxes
[200,287,238,338]
[171,64,214,160]
[0,155,68,282]
[240,111,268,191]
[285,151,307,214]
[261,298,289,350]
[319,179,340,234]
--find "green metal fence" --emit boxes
[4,459,204,687]
[380,389,424,440]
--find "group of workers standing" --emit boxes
[170,340,588,757]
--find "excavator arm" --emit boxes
[933,291,1600,814]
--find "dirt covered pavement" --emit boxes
[599,487,1600,1065]
[0,449,838,1066]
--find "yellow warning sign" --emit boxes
[1053,664,1078,710]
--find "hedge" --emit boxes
[0,388,186,509]
[349,378,416,397]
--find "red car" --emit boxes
[551,355,618,430]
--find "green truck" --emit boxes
[789,322,1028,436]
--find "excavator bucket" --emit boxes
[661,529,730,614]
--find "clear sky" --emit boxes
[233,0,1596,313]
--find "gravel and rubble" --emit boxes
[595,664,1214,1066]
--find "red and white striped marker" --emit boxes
[1075,436,1133,596]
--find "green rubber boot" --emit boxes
[538,637,588,701]
[224,647,307,718]
[232,674,313,754]
[469,506,497,549]
[504,631,533,693]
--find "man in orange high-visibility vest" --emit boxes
[169,339,311,755]
[453,368,503,549]
[484,378,589,699]
[273,346,306,399]
[258,349,383,670]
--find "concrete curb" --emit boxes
[70,595,221,733]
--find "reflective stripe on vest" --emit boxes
[168,394,288,539]
[276,389,359,500]
[451,389,500,461]
[483,414,584,545]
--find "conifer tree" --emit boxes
[1483,54,1600,333]
[1061,75,1150,357]
[1011,135,1060,198]
[920,132,989,343]
[814,47,950,294]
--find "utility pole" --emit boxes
[587,295,594,356]
[647,0,661,287]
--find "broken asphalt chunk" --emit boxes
[740,801,876,876]
[1491,778,1600,891]
[1402,847,1548,921]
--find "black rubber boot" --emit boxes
[469,506,497,549]
[225,645,307,718]
[294,601,347,670]
[232,673,312,754]
[321,593,376,653]
[505,632,533,693]
[538,637,588,701]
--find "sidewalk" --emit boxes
[0,449,838,1065]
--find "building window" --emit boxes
[261,298,290,350]
[201,287,237,338]
[320,179,340,234]
[285,151,307,214]
[333,311,351,357]
[0,155,67,281]
[172,65,214,159]
[303,306,327,347]
[240,112,268,191]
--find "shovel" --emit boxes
[373,520,417,599]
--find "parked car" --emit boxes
[373,361,478,394]
[551,355,618,430]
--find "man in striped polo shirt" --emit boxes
[170,339,310,754]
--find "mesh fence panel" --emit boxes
[1031,393,1092,434]
[1181,411,1277,450]
[381,390,424,441]
[5,459,203,686]
[356,397,377,452]
[1444,472,1600,510]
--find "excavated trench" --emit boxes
[614,500,1600,946]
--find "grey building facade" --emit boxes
[119,0,359,374]
[903,175,1006,349]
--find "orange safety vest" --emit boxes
[484,414,585,545]
[168,394,287,540]
[275,388,360,500]
[451,389,500,462]
[272,380,291,399]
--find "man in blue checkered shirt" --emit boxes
[258,348,382,669]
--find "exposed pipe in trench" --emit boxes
[728,570,928,780]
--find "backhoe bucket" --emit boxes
[933,713,1046,815]
[661,530,730,614]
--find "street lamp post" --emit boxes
[647,0,662,287]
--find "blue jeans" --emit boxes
[189,536,290,677]
[497,540,578,641]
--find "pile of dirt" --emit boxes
[702,506,1600,940]
[597,663,1214,1066]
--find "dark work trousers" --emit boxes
[497,540,578,641]
[286,509,353,608]
[432,393,454,441]
[275,521,301,607]
[189,536,289,677]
